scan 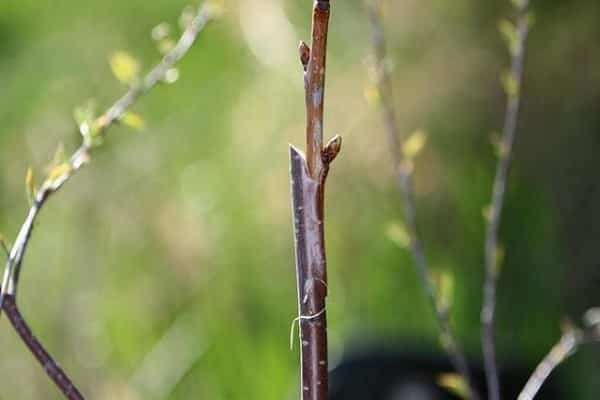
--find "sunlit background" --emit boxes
[1,0,600,398]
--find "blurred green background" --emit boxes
[1,0,600,398]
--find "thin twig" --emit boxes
[365,2,480,399]
[3,294,85,399]
[290,2,338,400]
[0,2,218,310]
[481,2,531,399]
[302,0,330,179]
[517,325,600,400]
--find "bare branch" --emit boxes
[481,2,531,399]
[290,2,336,400]
[0,3,218,398]
[0,2,218,310]
[518,322,600,400]
[2,294,84,400]
[365,2,480,399]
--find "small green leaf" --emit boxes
[482,204,492,222]
[73,100,97,138]
[437,373,470,400]
[402,129,427,160]
[157,38,176,55]
[85,133,104,148]
[489,131,507,158]
[163,68,180,84]
[205,0,226,18]
[151,22,171,42]
[179,5,197,30]
[501,70,519,98]
[25,167,35,205]
[498,19,519,56]
[120,112,146,130]
[109,51,140,85]
[432,270,454,312]
[385,221,411,249]
[47,163,71,182]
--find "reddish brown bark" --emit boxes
[290,2,337,400]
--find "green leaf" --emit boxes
[157,38,176,55]
[437,373,470,400]
[482,204,493,222]
[120,112,146,130]
[501,70,519,98]
[25,167,35,205]
[47,163,71,182]
[489,131,507,158]
[432,270,454,312]
[205,0,226,18]
[385,221,411,249]
[163,68,180,84]
[179,6,196,30]
[151,22,171,42]
[498,19,519,56]
[402,129,427,160]
[109,51,140,85]
[73,100,97,138]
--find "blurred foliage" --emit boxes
[1,0,600,399]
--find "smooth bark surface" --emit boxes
[290,2,337,400]
[290,147,329,400]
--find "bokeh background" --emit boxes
[1,0,600,398]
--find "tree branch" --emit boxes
[0,3,218,398]
[290,2,338,400]
[365,2,480,399]
[0,2,218,311]
[517,322,600,400]
[2,294,84,400]
[481,2,531,399]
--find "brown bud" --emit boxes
[322,135,342,164]
[298,41,310,71]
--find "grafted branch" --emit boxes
[481,2,531,399]
[290,2,339,400]
[365,1,480,399]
